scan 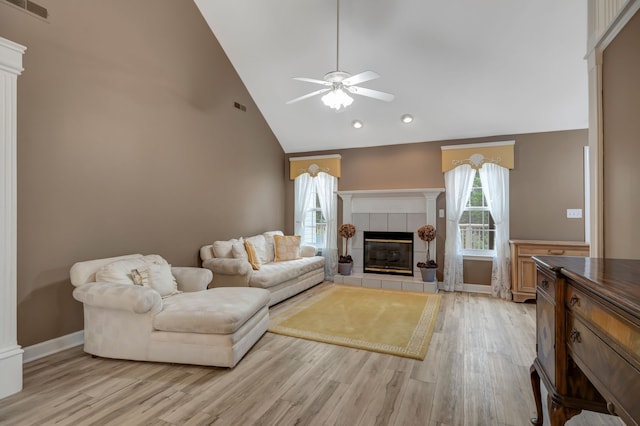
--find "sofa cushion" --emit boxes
[262,231,284,263]
[274,235,301,261]
[153,287,270,334]
[249,256,325,289]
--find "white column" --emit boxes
[0,37,25,400]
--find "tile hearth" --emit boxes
[333,273,439,294]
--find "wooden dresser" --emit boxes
[509,240,589,302]
[530,256,640,426]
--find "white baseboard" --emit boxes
[436,281,492,295]
[22,330,84,364]
[462,283,492,294]
[0,345,23,399]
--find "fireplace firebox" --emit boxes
[363,231,414,276]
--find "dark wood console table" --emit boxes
[530,256,640,425]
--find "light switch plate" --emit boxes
[439,209,445,218]
[567,209,583,219]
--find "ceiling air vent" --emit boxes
[3,0,48,19]
[234,102,247,112]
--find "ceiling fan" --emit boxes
[286,0,395,111]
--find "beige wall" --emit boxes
[0,0,285,346]
[286,129,587,285]
[602,10,640,259]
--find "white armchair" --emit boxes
[70,254,270,367]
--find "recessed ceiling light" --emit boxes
[352,120,363,129]
[401,114,414,124]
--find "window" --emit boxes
[302,188,327,251]
[459,170,495,255]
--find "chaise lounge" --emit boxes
[70,254,270,367]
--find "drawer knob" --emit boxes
[540,280,549,290]
[569,295,580,307]
[607,401,616,415]
[570,328,582,343]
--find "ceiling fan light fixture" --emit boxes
[401,114,414,124]
[352,120,363,129]
[321,88,353,111]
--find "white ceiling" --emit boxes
[194,0,588,154]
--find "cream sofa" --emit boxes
[70,254,270,367]
[200,231,325,306]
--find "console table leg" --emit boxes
[547,393,582,426]
[530,364,543,426]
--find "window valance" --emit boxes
[441,141,514,173]
[289,154,341,179]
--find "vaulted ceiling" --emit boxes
[194,0,588,153]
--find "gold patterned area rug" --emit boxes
[268,284,441,360]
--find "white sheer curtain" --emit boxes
[294,173,313,237]
[443,164,476,291]
[316,172,338,279]
[479,162,511,299]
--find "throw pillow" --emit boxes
[138,263,180,297]
[232,239,248,260]
[213,239,239,259]
[245,235,268,264]
[244,240,261,270]
[96,258,147,284]
[274,235,302,262]
[95,255,169,285]
[263,231,284,263]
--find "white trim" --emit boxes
[463,254,494,261]
[22,331,84,364]
[436,281,491,295]
[584,147,590,244]
[289,154,341,161]
[462,283,493,295]
[589,0,640,53]
[441,140,515,151]
[0,36,25,400]
[337,188,445,197]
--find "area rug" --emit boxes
[268,284,441,360]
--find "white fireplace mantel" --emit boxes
[336,188,445,277]
[337,188,444,225]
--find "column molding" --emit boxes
[0,36,25,400]
[585,0,638,257]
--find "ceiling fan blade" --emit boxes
[286,88,331,104]
[342,70,380,86]
[293,77,333,86]
[346,86,395,102]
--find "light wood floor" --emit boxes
[0,284,625,425]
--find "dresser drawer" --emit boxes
[566,285,640,359]
[536,270,556,299]
[566,313,640,421]
[517,245,589,257]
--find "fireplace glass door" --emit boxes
[363,231,414,276]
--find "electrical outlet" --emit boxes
[567,209,583,219]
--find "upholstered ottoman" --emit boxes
[149,287,271,367]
